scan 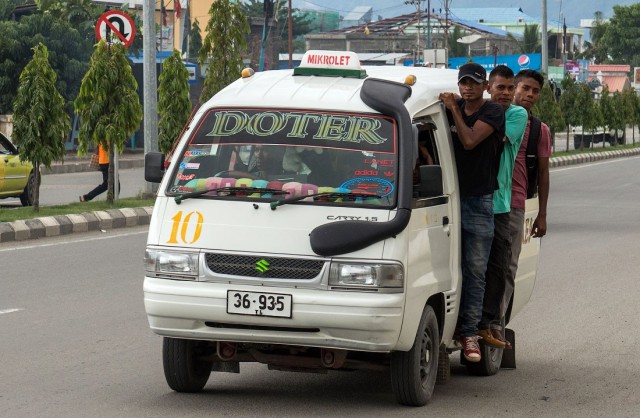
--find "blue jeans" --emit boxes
[458,194,494,337]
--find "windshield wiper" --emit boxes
[270,191,383,210]
[175,187,289,204]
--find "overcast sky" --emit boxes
[291,0,638,27]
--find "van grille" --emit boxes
[204,253,324,280]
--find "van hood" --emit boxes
[147,197,392,259]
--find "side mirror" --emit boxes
[145,152,165,183]
[416,165,443,198]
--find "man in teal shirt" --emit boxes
[479,65,527,347]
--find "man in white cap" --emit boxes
[439,62,505,363]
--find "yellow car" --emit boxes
[0,131,36,206]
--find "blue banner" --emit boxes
[449,53,541,74]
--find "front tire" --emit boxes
[390,305,439,406]
[163,337,214,392]
[19,171,36,206]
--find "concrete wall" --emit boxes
[0,114,13,138]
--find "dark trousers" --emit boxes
[480,212,512,330]
[84,164,119,201]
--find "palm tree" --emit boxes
[577,11,609,63]
[508,23,541,53]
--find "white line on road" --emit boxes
[0,229,148,253]
[0,308,23,315]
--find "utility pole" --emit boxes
[404,0,422,66]
[143,0,158,193]
[562,17,567,78]
[541,0,548,77]
[288,0,293,68]
[259,0,272,71]
[444,0,449,51]
[426,0,431,48]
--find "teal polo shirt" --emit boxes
[493,104,527,214]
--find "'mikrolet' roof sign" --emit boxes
[294,50,367,79]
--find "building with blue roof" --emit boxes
[450,8,583,60]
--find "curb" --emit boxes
[548,147,640,168]
[0,207,153,243]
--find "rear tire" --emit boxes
[19,171,36,206]
[163,337,213,392]
[465,321,506,376]
[390,305,439,406]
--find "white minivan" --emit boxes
[143,51,540,406]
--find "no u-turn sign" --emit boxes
[95,10,136,48]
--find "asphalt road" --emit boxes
[1,157,639,417]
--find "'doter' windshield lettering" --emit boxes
[286,113,321,138]
[201,109,394,152]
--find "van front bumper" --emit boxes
[144,277,405,352]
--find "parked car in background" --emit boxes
[572,125,626,148]
[0,131,36,206]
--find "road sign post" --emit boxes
[95,10,136,201]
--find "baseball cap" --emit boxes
[458,62,486,83]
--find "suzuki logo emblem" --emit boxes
[256,259,270,273]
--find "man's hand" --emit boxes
[439,92,457,110]
[531,214,547,238]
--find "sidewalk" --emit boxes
[42,150,145,175]
[2,147,640,243]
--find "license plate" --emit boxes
[226,290,292,318]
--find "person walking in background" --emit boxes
[479,65,528,348]
[80,144,112,202]
[439,62,505,363]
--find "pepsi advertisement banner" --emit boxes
[449,53,541,75]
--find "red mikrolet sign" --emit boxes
[95,10,136,48]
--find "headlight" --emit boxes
[329,262,403,289]
[145,249,199,279]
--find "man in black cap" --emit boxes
[439,62,505,363]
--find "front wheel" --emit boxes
[390,305,439,406]
[19,171,36,206]
[163,337,214,392]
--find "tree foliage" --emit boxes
[0,13,92,114]
[240,0,313,44]
[574,83,600,148]
[158,49,191,154]
[508,24,541,54]
[35,0,102,40]
[622,88,640,144]
[199,0,249,103]
[559,74,579,145]
[601,4,640,68]
[533,83,565,142]
[447,26,468,58]
[74,41,142,202]
[0,0,21,20]
[12,43,70,211]
[187,18,203,61]
[598,85,614,144]
[578,11,609,63]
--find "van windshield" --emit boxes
[167,108,398,207]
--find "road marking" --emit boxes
[0,308,23,315]
[0,229,148,253]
